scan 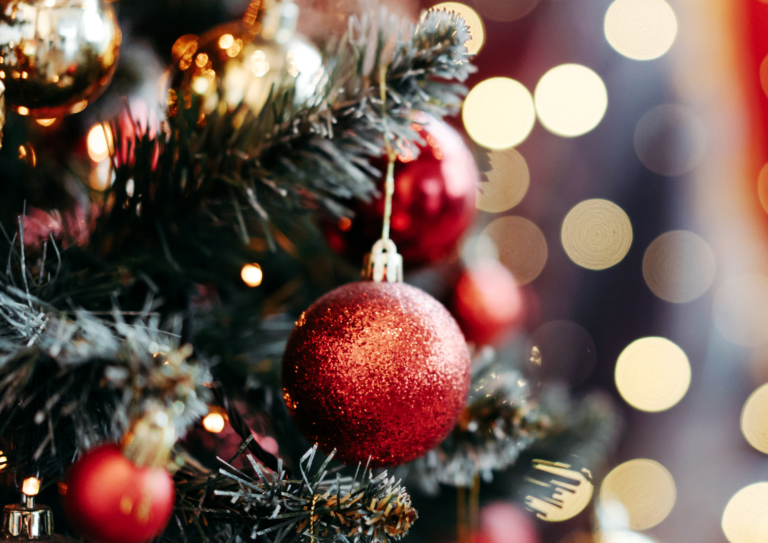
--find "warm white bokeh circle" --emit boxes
[463,78,536,149]
[535,64,608,137]
[604,0,678,61]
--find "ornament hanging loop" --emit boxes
[363,239,403,283]
[362,64,403,283]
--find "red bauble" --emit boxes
[282,281,471,466]
[452,260,524,346]
[476,502,540,543]
[63,444,175,543]
[325,115,479,265]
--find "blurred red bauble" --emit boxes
[452,260,524,346]
[325,115,479,265]
[476,502,540,543]
[63,444,174,543]
[282,281,471,466]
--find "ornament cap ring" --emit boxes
[2,503,53,539]
[363,239,403,283]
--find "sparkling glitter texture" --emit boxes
[282,281,471,466]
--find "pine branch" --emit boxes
[174,441,417,543]
[409,350,621,493]
[0,257,211,479]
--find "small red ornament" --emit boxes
[325,115,479,265]
[452,260,524,346]
[63,444,174,543]
[282,281,471,466]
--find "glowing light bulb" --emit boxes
[203,413,226,433]
[22,477,41,496]
[218,34,235,50]
[87,123,112,163]
[241,264,263,287]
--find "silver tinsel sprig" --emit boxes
[0,267,210,475]
[411,352,550,492]
[175,440,417,543]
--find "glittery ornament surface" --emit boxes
[282,281,471,466]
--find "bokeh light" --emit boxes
[600,459,676,531]
[615,337,691,412]
[471,0,539,22]
[527,321,597,386]
[480,216,548,285]
[525,460,593,522]
[604,0,678,61]
[713,274,768,347]
[634,104,707,176]
[203,412,226,433]
[758,164,768,215]
[642,230,716,303]
[430,3,485,54]
[241,264,263,287]
[741,384,768,454]
[534,64,608,137]
[0,451,6,471]
[761,55,768,99]
[476,148,530,213]
[561,199,632,270]
[36,118,56,127]
[22,477,40,496]
[722,483,768,543]
[87,123,113,163]
[463,78,536,150]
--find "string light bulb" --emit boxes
[22,477,40,497]
[202,412,226,433]
[241,263,263,287]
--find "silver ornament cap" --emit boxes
[2,478,52,539]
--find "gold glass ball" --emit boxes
[0,0,121,118]
[169,13,325,121]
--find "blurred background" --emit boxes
[7,0,768,542]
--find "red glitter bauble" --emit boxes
[282,281,471,466]
[324,115,479,265]
[452,260,524,346]
[63,444,175,543]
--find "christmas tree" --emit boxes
[0,1,620,543]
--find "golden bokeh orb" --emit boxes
[534,64,608,138]
[722,483,768,543]
[87,124,113,163]
[202,412,226,433]
[241,263,264,287]
[642,230,716,303]
[758,163,768,215]
[604,0,678,61]
[22,477,41,496]
[600,459,676,531]
[480,216,548,285]
[476,148,530,213]
[741,384,768,455]
[430,3,485,54]
[463,78,536,150]
[615,337,691,412]
[561,199,632,270]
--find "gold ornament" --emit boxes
[0,0,121,118]
[169,0,325,122]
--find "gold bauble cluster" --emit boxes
[168,1,325,123]
[0,0,121,118]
